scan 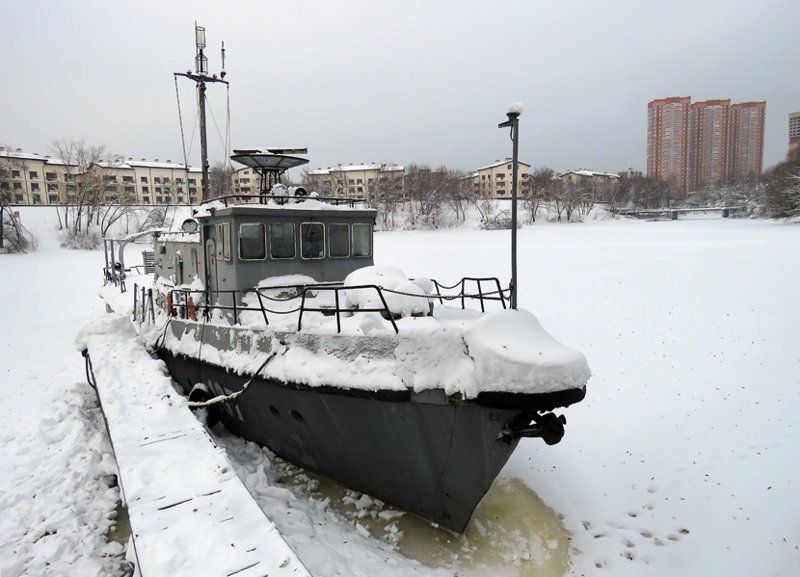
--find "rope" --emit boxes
[206,97,228,157]
[225,83,232,171]
[188,351,277,408]
[174,75,189,172]
[378,286,511,301]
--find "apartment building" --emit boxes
[788,111,800,162]
[728,102,766,181]
[304,164,405,200]
[688,99,731,191]
[558,169,620,201]
[232,166,257,195]
[467,159,531,198]
[0,147,202,206]
[647,97,691,195]
[647,97,766,195]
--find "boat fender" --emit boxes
[166,291,176,317]
[188,383,220,427]
[187,296,197,321]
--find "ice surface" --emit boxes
[1,207,798,577]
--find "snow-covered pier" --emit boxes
[78,314,310,577]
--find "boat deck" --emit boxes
[81,314,310,577]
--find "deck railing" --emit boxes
[133,276,510,334]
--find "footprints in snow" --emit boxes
[581,508,690,567]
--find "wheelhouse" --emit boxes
[199,203,376,295]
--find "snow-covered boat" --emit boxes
[116,146,590,532]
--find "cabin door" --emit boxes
[205,238,218,294]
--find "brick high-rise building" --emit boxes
[728,102,766,181]
[647,97,766,195]
[788,111,800,162]
[689,99,731,192]
[647,97,691,195]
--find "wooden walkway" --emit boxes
[82,314,311,577]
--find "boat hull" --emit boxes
[160,350,584,531]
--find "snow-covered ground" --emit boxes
[1,208,798,576]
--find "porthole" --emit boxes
[269,405,280,417]
[290,409,305,423]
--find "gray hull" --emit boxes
[160,350,585,531]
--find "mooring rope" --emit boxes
[187,351,278,409]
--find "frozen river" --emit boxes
[1,212,797,576]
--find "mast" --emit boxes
[174,23,228,202]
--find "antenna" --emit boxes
[220,41,226,79]
[175,23,229,202]
[195,24,208,75]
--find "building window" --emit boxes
[31,183,40,192]
[188,178,197,185]
[45,172,57,180]
[239,223,266,260]
[11,170,20,178]
[15,194,24,203]
[48,195,59,204]
[141,176,148,183]
[270,223,295,259]
[328,224,349,258]
[143,196,150,204]
[300,223,324,259]
[47,182,59,192]
[352,224,372,257]
[32,194,41,204]
[29,171,39,180]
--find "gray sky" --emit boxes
[3,0,798,177]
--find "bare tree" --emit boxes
[524,167,556,222]
[209,161,233,199]
[762,159,800,218]
[50,140,106,237]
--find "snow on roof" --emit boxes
[308,164,404,175]
[0,149,71,166]
[475,159,532,172]
[559,169,620,179]
[0,149,199,171]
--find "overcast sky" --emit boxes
[3,0,798,177]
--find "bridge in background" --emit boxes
[614,206,746,220]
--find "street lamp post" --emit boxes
[498,104,522,310]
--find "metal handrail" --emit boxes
[142,276,509,333]
[206,193,367,208]
[431,277,508,311]
[297,284,399,334]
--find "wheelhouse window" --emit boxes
[328,223,350,258]
[300,222,325,259]
[239,223,266,260]
[215,222,231,261]
[352,223,372,257]
[270,223,295,259]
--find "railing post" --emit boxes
[254,290,270,327]
[132,283,138,322]
[334,288,342,334]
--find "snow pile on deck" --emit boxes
[344,265,431,317]
[464,309,591,393]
